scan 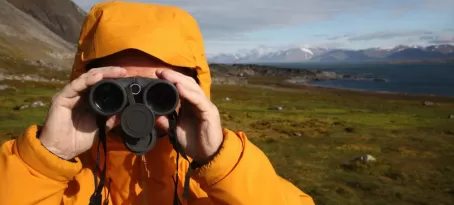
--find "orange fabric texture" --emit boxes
[0,1,314,205]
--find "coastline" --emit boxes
[233,81,454,102]
[208,62,454,100]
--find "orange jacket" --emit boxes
[0,2,315,205]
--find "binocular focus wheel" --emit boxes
[120,104,155,139]
[124,129,157,155]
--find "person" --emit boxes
[0,1,315,205]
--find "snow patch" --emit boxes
[300,47,314,55]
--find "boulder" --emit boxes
[344,127,355,133]
[351,154,376,164]
[0,85,9,90]
[13,101,46,110]
[268,106,283,111]
[31,101,45,107]
[423,101,434,106]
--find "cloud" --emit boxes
[420,36,435,40]
[422,0,454,12]
[348,30,431,41]
[427,35,454,44]
[389,1,420,18]
[72,0,452,54]
[73,0,379,40]
[327,34,351,40]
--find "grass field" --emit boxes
[1,77,454,205]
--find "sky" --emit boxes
[73,0,454,55]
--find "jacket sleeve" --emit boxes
[191,128,315,205]
[0,125,83,205]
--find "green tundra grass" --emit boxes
[1,75,454,205]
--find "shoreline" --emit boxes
[232,81,454,102]
[209,63,454,101]
[306,82,454,98]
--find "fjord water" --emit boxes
[267,62,454,97]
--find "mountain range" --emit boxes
[208,44,454,64]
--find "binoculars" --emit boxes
[88,77,179,154]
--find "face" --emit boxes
[88,49,195,138]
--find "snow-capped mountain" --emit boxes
[208,44,454,63]
[425,44,454,54]
[208,47,329,63]
[258,47,315,62]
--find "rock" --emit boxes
[423,101,434,106]
[344,127,355,133]
[242,69,255,77]
[13,105,29,110]
[211,76,247,85]
[284,77,311,84]
[293,132,302,137]
[208,63,369,84]
[314,71,339,80]
[268,106,283,111]
[0,85,9,90]
[449,114,454,119]
[13,101,45,110]
[0,73,65,83]
[223,97,231,101]
[31,101,45,107]
[351,154,376,164]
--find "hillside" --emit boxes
[6,0,86,44]
[0,0,84,71]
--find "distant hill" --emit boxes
[0,0,85,70]
[310,49,374,62]
[209,44,454,64]
[387,48,452,61]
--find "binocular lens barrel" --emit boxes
[144,82,179,116]
[90,80,127,116]
[89,78,179,116]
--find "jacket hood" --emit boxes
[70,1,212,99]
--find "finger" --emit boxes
[155,115,169,131]
[156,70,210,111]
[60,66,127,99]
[106,114,121,131]
[156,70,202,94]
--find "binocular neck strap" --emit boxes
[89,116,111,205]
[167,111,192,205]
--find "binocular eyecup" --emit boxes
[88,77,179,155]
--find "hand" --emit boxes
[155,70,223,163]
[39,67,128,160]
